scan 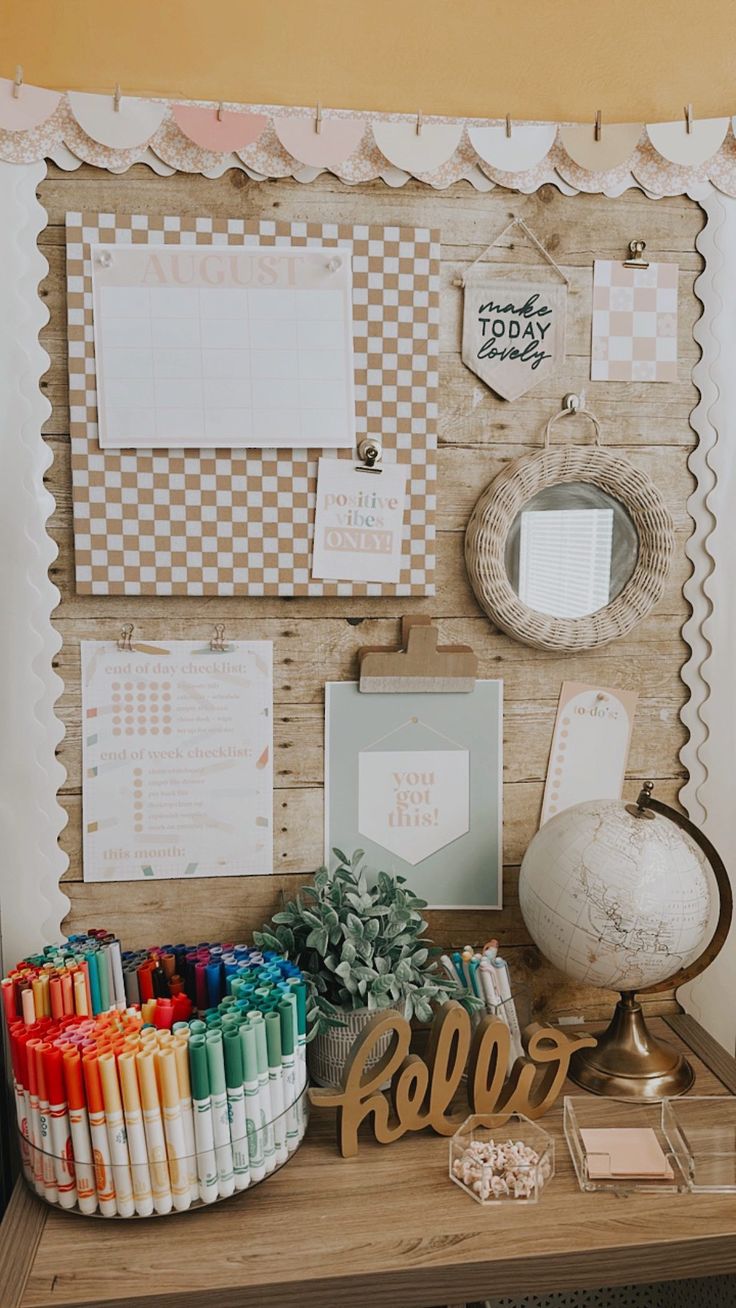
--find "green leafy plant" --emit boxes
[254,850,473,1036]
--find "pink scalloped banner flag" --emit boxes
[0,78,61,131]
[68,90,168,148]
[274,116,365,167]
[171,104,268,152]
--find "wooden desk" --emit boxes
[3,1015,736,1308]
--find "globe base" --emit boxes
[568,992,694,1099]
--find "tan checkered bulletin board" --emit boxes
[65,212,440,596]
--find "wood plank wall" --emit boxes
[38,164,703,1019]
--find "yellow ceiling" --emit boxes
[1,0,732,123]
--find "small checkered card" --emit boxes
[591,259,678,383]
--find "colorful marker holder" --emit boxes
[5,932,310,1219]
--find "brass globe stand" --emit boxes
[568,783,732,1100]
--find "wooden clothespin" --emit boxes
[113,83,121,113]
[594,109,602,142]
[416,109,423,136]
[505,113,512,139]
[358,616,478,693]
[12,65,23,99]
[684,103,693,134]
[217,102,224,122]
[315,102,322,134]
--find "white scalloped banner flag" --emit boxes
[0,78,61,131]
[646,117,730,166]
[274,116,365,167]
[68,90,168,148]
[468,123,557,172]
[372,120,463,172]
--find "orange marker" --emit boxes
[81,1052,117,1216]
[62,1050,97,1214]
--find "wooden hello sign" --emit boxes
[309,1000,596,1157]
[461,276,567,402]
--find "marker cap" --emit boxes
[223,1027,243,1089]
[278,1000,295,1056]
[41,1045,66,1106]
[265,1010,282,1068]
[81,1052,105,1114]
[188,1034,210,1101]
[239,1022,258,1083]
[205,1029,226,1096]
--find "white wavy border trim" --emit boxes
[0,160,69,969]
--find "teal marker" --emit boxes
[188,1035,218,1204]
[205,1031,234,1198]
[278,998,299,1152]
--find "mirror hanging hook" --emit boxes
[12,65,23,99]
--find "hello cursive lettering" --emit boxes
[310,1001,596,1157]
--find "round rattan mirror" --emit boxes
[465,398,675,652]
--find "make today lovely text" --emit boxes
[475,291,555,371]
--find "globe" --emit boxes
[519,797,712,993]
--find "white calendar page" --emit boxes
[91,243,355,449]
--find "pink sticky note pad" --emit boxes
[581,1128,674,1180]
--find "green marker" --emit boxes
[223,1028,250,1191]
[289,978,308,1094]
[206,1031,234,1197]
[239,1022,266,1181]
[188,1035,218,1204]
[248,1013,275,1174]
[265,1010,287,1165]
[278,997,300,1152]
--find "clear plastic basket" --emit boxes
[16,1084,309,1217]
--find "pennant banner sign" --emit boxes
[462,278,567,401]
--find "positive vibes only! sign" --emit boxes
[461,277,567,401]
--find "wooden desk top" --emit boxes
[3,1014,736,1308]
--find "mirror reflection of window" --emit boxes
[518,509,613,618]
[504,483,639,621]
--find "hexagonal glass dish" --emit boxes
[449,1112,554,1205]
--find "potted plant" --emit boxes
[254,850,470,1087]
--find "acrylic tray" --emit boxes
[662,1096,736,1193]
[564,1095,687,1195]
[18,1084,309,1218]
[449,1111,554,1205]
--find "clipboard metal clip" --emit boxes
[117,623,134,652]
[355,438,383,475]
[358,616,478,693]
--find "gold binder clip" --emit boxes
[624,239,649,269]
[210,623,229,653]
[12,65,23,100]
[117,624,134,652]
[355,438,383,475]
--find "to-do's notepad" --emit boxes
[91,243,355,450]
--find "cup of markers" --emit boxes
[2,931,310,1218]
